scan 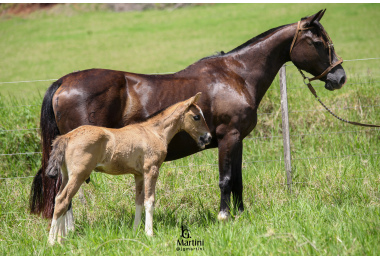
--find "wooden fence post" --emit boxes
[279,65,292,192]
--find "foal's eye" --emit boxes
[193,115,201,121]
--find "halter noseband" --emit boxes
[289,21,343,84]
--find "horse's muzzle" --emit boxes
[325,65,347,91]
[199,133,212,149]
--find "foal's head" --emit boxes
[179,93,212,149]
[290,9,346,91]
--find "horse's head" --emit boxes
[289,9,346,91]
[180,92,212,149]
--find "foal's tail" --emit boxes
[46,135,69,179]
[29,79,62,218]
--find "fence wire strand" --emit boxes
[0,57,379,85]
[2,151,379,180]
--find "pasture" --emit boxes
[1,3,380,255]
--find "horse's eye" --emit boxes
[314,41,324,47]
[193,115,201,121]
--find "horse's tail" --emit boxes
[46,135,69,179]
[29,79,62,218]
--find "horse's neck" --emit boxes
[227,23,296,104]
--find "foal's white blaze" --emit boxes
[145,201,154,236]
[198,107,205,119]
[133,204,143,231]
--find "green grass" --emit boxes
[1,3,380,256]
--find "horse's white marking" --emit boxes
[133,204,143,231]
[145,202,154,236]
[217,211,229,222]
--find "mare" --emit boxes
[30,10,346,221]
[46,93,211,244]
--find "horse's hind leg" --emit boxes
[133,175,144,232]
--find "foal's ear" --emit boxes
[184,92,202,107]
[192,92,202,105]
[181,92,202,112]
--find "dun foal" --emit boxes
[46,93,211,245]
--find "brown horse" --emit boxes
[47,93,211,244]
[30,10,346,221]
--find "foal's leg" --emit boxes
[144,165,159,236]
[133,174,144,231]
[48,166,69,245]
[48,169,90,245]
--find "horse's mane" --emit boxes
[195,23,292,63]
[226,24,291,54]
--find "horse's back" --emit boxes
[52,69,128,134]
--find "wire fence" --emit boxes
[1,57,380,180]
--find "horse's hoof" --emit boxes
[217,211,229,221]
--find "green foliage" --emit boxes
[0,3,380,256]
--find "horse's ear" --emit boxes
[317,9,326,22]
[306,9,324,26]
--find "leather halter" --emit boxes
[289,21,343,83]
[289,21,380,128]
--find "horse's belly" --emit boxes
[165,131,218,161]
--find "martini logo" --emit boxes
[176,225,204,252]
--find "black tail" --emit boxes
[29,79,62,218]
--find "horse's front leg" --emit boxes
[217,128,244,221]
[143,165,159,236]
[133,174,144,232]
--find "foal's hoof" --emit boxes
[217,211,229,222]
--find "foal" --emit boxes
[46,93,211,245]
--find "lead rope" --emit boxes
[301,74,380,128]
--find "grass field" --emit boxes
[1,3,380,255]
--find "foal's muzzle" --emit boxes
[199,133,212,149]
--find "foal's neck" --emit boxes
[142,105,183,145]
